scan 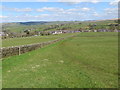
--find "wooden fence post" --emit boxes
[19,46,20,55]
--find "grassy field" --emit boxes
[2,33,78,47]
[2,20,116,33]
[2,32,118,88]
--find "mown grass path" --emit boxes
[2,32,118,88]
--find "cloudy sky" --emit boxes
[0,0,119,22]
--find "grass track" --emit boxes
[2,32,118,88]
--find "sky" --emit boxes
[0,0,119,22]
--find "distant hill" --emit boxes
[19,21,49,25]
[1,18,119,33]
[1,18,118,26]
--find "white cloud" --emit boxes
[104,8,118,14]
[1,1,118,22]
[37,7,64,12]
[101,8,118,19]
[109,0,119,6]
[34,14,49,17]
[36,9,44,12]
[93,12,100,17]
[67,8,78,12]
[67,7,91,12]
[0,15,8,18]
[58,0,101,4]
[36,0,48,1]
[2,6,33,12]
[1,0,116,2]
[36,7,91,13]
[90,0,101,3]
[1,12,85,22]
[2,0,48,2]
[13,8,33,12]
[1,0,57,2]
[82,7,90,11]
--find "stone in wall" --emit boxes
[1,36,75,58]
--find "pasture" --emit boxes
[2,33,78,47]
[2,20,116,33]
[2,32,118,88]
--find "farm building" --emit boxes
[53,30,62,34]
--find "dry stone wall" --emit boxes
[0,35,75,59]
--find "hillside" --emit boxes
[1,19,118,33]
[2,32,118,88]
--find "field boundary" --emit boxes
[0,35,76,59]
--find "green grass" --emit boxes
[2,19,116,33]
[0,60,2,89]
[2,33,78,47]
[2,32,118,88]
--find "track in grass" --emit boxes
[2,32,118,88]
